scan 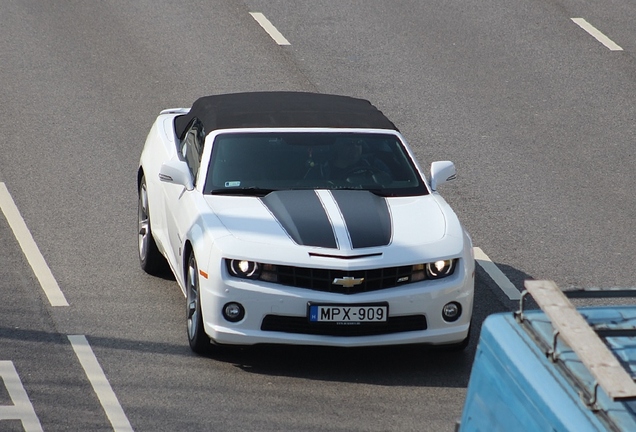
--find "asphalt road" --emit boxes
[0,1,634,431]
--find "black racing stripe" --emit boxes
[331,190,392,249]
[261,190,337,248]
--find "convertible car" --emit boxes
[137,92,474,354]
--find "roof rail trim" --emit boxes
[525,279,636,401]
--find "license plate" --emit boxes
[308,303,388,323]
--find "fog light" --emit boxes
[222,302,245,322]
[442,302,462,322]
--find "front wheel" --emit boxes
[186,252,210,354]
[138,175,167,275]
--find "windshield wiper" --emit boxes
[210,187,276,196]
[210,186,394,197]
[328,187,393,197]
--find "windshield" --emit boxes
[204,132,428,197]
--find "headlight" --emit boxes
[426,259,455,279]
[227,259,261,279]
[225,260,278,282]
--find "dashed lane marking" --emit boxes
[68,335,133,432]
[0,361,43,432]
[250,12,291,45]
[0,182,69,306]
[473,247,521,300]
[571,18,623,51]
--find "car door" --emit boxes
[162,119,205,274]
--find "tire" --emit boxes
[138,175,167,275]
[186,252,211,354]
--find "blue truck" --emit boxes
[458,280,636,431]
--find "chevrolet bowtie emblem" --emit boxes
[332,276,365,288]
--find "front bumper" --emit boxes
[199,258,474,348]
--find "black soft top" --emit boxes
[173,92,398,138]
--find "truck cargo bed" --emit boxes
[459,280,636,431]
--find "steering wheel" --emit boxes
[344,166,381,179]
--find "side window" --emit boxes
[180,120,205,185]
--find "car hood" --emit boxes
[204,190,449,251]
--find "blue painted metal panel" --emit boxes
[459,309,636,431]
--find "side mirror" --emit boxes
[430,161,456,191]
[159,160,194,191]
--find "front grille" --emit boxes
[226,259,459,294]
[270,265,417,294]
[261,314,427,336]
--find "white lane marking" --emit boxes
[473,247,521,300]
[0,361,43,432]
[0,182,69,306]
[250,12,291,45]
[68,335,133,432]
[571,18,623,51]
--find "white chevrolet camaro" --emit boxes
[137,92,474,354]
